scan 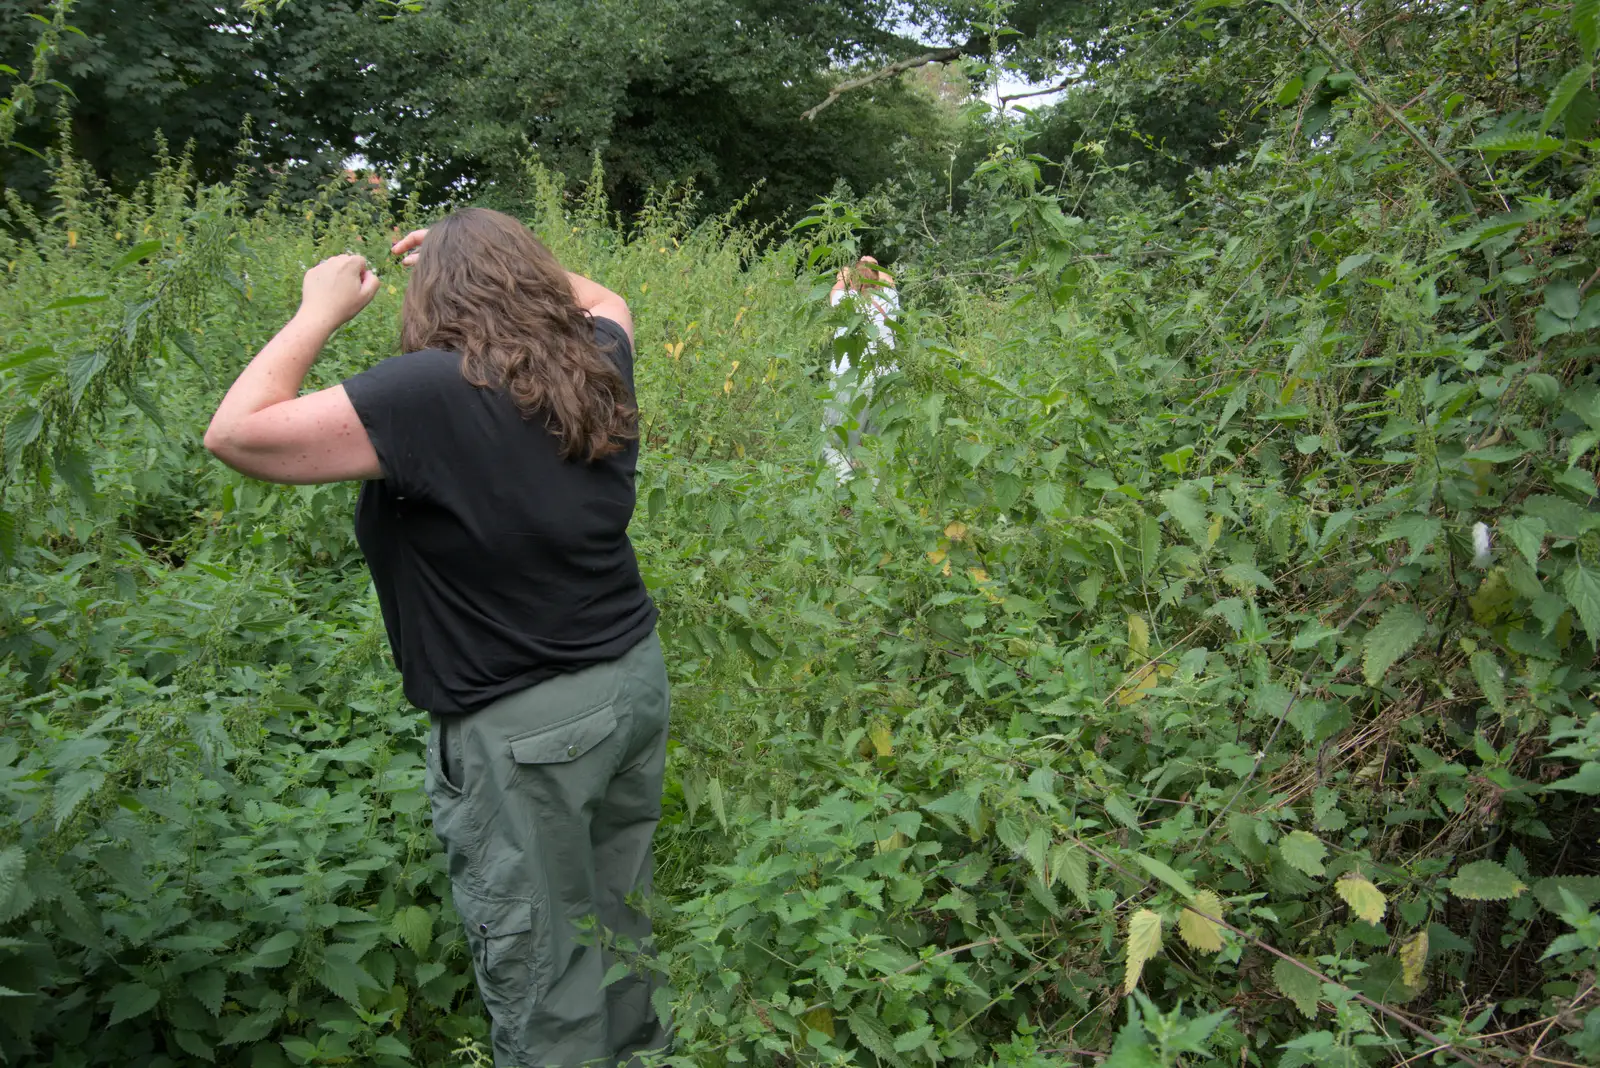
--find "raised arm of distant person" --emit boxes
[831,255,896,317]
[391,228,634,344]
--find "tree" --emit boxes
[0,0,370,204]
[346,0,968,218]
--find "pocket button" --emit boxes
[567,744,579,757]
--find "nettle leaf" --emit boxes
[1162,484,1208,546]
[1335,876,1387,924]
[1135,854,1195,899]
[1278,831,1327,877]
[1561,563,1600,648]
[0,847,23,912]
[1179,890,1226,954]
[1336,252,1372,280]
[848,1010,904,1068]
[106,981,162,1025]
[1123,908,1164,994]
[1470,651,1508,713]
[1545,280,1582,320]
[1362,603,1425,686]
[1127,613,1151,659]
[1220,562,1275,593]
[3,407,43,466]
[1548,762,1600,794]
[316,945,382,1005]
[1033,481,1065,515]
[1377,513,1441,561]
[1026,826,1050,884]
[1580,0,1600,54]
[894,1025,934,1054]
[1273,957,1322,1018]
[1450,860,1528,901]
[1207,597,1246,634]
[1103,1019,1161,1068]
[108,238,163,272]
[1541,64,1595,134]
[390,905,432,954]
[191,969,227,1016]
[1051,842,1091,906]
[1501,516,1546,570]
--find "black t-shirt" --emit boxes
[342,317,657,714]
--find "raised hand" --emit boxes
[391,228,429,267]
[298,254,381,331]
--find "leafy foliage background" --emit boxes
[1,1,1599,1067]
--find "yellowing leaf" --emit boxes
[1124,908,1164,994]
[665,341,684,359]
[639,282,647,292]
[1334,875,1387,924]
[1179,890,1226,954]
[801,1006,834,1039]
[967,567,989,584]
[1399,930,1428,989]
[945,521,968,541]
[723,379,733,394]
[1206,515,1223,548]
[729,360,740,372]
[927,547,947,565]
[875,830,910,854]
[1128,614,1151,660]
[67,230,78,248]
[868,723,893,757]
[1118,664,1160,705]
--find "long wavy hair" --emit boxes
[399,208,637,462]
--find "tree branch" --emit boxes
[801,36,988,121]
[999,77,1083,106]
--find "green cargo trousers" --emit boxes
[424,630,672,1067]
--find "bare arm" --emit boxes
[204,255,383,484]
[566,271,634,344]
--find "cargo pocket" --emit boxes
[508,704,619,766]
[454,889,542,1024]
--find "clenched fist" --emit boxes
[298,254,381,331]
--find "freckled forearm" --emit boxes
[206,313,336,447]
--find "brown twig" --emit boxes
[999,77,1085,106]
[883,936,1001,978]
[801,37,987,121]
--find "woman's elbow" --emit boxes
[202,421,229,458]
[203,421,250,469]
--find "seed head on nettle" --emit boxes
[1471,522,1492,569]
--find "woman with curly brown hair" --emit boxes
[204,208,670,1068]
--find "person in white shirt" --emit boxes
[823,255,899,481]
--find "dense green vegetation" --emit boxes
[3,1,1600,1067]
